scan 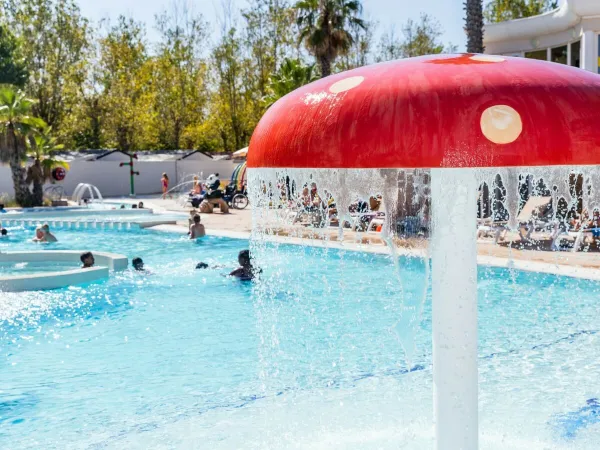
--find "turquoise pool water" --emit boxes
[1,224,600,449]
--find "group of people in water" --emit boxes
[77,249,257,280]
[12,219,257,280]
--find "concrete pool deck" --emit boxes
[109,196,600,280]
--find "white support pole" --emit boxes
[581,30,597,73]
[431,168,478,450]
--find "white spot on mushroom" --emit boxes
[470,55,505,63]
[329,76,364,94]
[480,105,522,144]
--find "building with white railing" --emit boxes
[484,0,600,74]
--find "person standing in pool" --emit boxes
[41,224,57,242]
[189,214,206,239]
[230,250,259,280]
[32,226,45,242]
[80,252,95,268]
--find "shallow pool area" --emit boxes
[1,222,600,449]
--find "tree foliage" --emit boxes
[0,24,28,87]
[0,0,459,158]
[484,0,558,23]
[376,15,452,62]
[3,0,90,128]
[295,0,365,77]
[263,58,317,107]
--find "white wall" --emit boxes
[0,159,240,199]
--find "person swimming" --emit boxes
[80,252,95,268]
[132,257,146,272]
[0,228,7,237]
[229,250,260,280]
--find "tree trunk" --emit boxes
[30,161,45,207]
[465,0,485,53]
[6,125,33,207]
[319,56,331,78]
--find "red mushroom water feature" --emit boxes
[248,54,600,449]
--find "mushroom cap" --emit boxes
[248,54,600,169]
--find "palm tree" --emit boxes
[295,0,365,77]
[0,87,45,207]
[263,58,318,108]
[465,0,484,53]
[27,129,69,206]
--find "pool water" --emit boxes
[1,225,600,449]
[0,262,81,276]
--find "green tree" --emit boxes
[465,0,485,53]
[26,127,68,205]
[484,0,558,23]
[4,0,90,129]
[211,27,253,151]
[336,19,374,71]
[399,14,445,58]
[153,2,209,150]
[376,15,453,62]
[0,87,45,206]
[295,0,366,77]
[99,16,156,151]
[243,0,295,98]
[0,24,28,87]
[263,58,317,107]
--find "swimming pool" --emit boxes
[1,224,599,449]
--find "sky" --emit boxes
[77,0,468,51]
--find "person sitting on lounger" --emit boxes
[189,214,206,239]
[81,252,95,268]
[230,249,260,280]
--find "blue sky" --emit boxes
[77,0,468,51]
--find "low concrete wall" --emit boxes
[0,159,240,199]
[0,250,128,292]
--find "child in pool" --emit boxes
[189,214,206,239]
[229,250,260,280]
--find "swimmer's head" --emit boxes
[120,204,126,209]
[80,252,94,268]
[132,257,144,271]
[138,202,144,209]
[196,262,209,269]
[35,227,44,239]
[42,224,50,232]
[193,214,201,224]
[238,249,251,267]
[1,228,7,236]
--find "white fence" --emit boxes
[0,159,240,198]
